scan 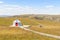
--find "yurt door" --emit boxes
[15,23,18,26]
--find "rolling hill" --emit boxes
[0,14,60,40]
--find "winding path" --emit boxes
[21,27,60,39]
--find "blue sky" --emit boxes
[0,0,60,15]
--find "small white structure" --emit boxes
[10,19,31,28]
[12,19,22,27]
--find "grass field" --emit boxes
[29,18,60,36]
[20,17,60,36]
[0,27,59,40]
[0,17,60,40]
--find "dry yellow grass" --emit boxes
[0,27,59,40]
[30,25,60,36]
[0,17,60,40]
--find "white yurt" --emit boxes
[12,19,23,27]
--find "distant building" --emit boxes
[10,19,31,28]
[12,19,22,27]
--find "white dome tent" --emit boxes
[12,19,22,27]
[10,19,31,28]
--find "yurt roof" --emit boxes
[13,19,21,23]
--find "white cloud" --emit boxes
[0,1,4,3]
[0,4,60,15]
[45,5,54,8]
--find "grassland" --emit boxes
[29,18,60,36]
[0,27,59,40]
[19,17,60,36]
[0,17,60,40]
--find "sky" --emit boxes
[0,0,60,15]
